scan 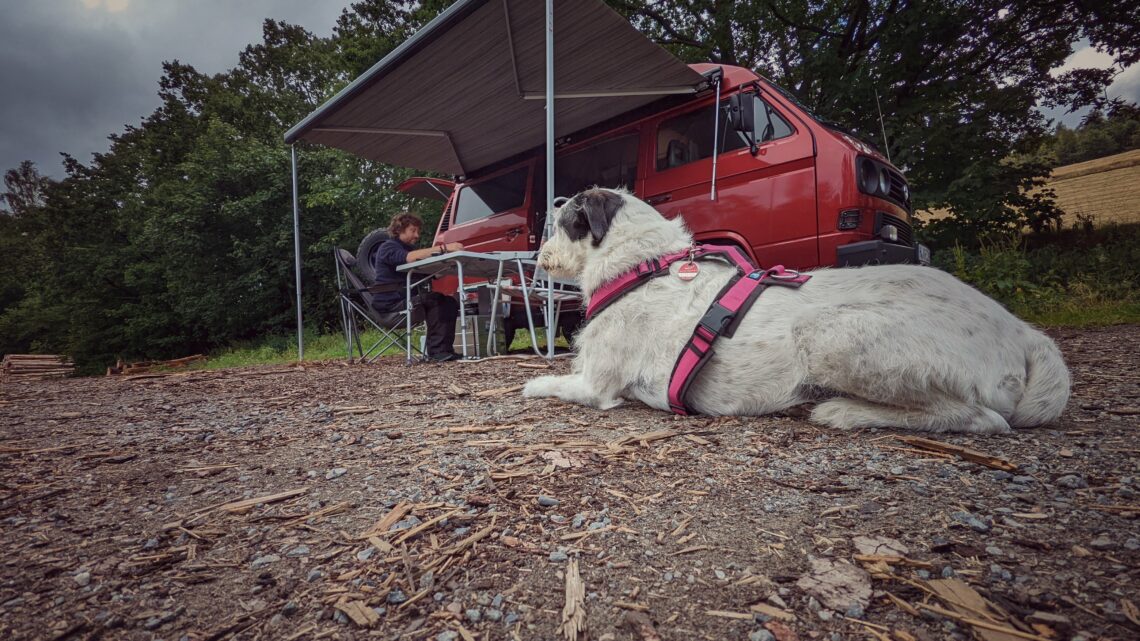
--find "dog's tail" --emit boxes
[1009,336,1070,428]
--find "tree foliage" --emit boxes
[1,0,1137,368]
[611,0,1137,245]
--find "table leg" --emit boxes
[457,261,468,358]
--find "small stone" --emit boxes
[1011,475,1034,485]
[750,630,776,641]
[537,495,560,507]
[1088,536,1113,550]
[1124,538,1139,551]
[492,594,504,608]
[845,603,864,618]
[989,471,1013,481]
[332,610,350,624]
[437,631,459,641]
[941,566,956,578]
[143,538,160,550]
[768,594,788,609]
[950,511,991,533]
[549,550,569,562]
[74,571,91,587]
[714,569,727,580]
[286,545,310,557]
[325,467,348,480]
[387,589,408,605]
[485,609,502,622]
[1055,474,1087,489]
[985,546,1003,556]
[357,547,376,561]
[465,608,482,623]
[306,569,323,582]
[250,555,280,570]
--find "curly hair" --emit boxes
[387,212,423,238]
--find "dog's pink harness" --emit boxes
[585,244,811,415]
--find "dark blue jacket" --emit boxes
[370,238,414,310]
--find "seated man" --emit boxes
[370,213,465,362]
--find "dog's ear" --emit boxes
[581,189,623,246]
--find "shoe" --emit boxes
[428,352,462,362]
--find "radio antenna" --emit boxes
[875,90,891,163]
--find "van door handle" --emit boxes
[646,194,672,205]
[506,227,522,240]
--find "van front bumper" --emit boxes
[836,240,931,267]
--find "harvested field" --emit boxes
[1,326,1138,641]
[917,149,1140,228]
[1040,150,1140,227]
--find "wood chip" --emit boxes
[334,600,380,627]
[925,578,1028,641]
[359,501,411,538]
[622,611,662,641]
[475,384,526,397]
[557,558,587,641]
[217,488,308,514]
[894,436,1017,471]
[705,610,753,620]
[750,603,796,621]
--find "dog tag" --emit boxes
[677,261,700,281]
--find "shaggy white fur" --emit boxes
[522,188,1071,434]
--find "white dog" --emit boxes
[522,188,1070,434]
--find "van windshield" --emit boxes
[453,166,529,225]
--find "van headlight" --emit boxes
[878,168,891,196]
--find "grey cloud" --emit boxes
[0,0,346,178]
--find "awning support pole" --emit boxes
[291,144,304,360]
[710,74,721,201]
[545,0,555,359]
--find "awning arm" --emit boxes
[522,87,697,99]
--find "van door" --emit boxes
[642,92,818,269]
[441,163,534,252]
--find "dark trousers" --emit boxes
[373,292,459,356]
[414,292,460,356]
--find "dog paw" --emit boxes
[522,376,558,398]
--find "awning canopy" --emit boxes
[284,0,705,177]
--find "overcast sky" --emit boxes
[2,1,1138,179]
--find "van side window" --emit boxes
[453,166,529,225]
[555,134,639,197]
[656,96,793,170]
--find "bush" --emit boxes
[932,224,1140,325]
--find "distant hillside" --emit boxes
[1037,149,1140,227]
[917,149,1140,228]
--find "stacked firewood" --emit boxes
[106,354,206,376]
[0,354,75,383]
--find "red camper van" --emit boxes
[401,64,929,270]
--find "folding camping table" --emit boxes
[396,250,577,361]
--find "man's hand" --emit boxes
[443,242,464,252]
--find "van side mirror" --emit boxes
[728,94,755,133]
[728,93,759,155]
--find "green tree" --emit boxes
[609,0,1138,245]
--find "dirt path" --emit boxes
[1,326,1138,641]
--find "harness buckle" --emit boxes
[697,302,736,337]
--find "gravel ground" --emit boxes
[1,325,1137,641]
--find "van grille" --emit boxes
[887,172,910,211]
[877,212,913,246]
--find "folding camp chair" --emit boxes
[333,247,425,363]
[493,262,582,356]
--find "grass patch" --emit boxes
[204,325,568,368]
